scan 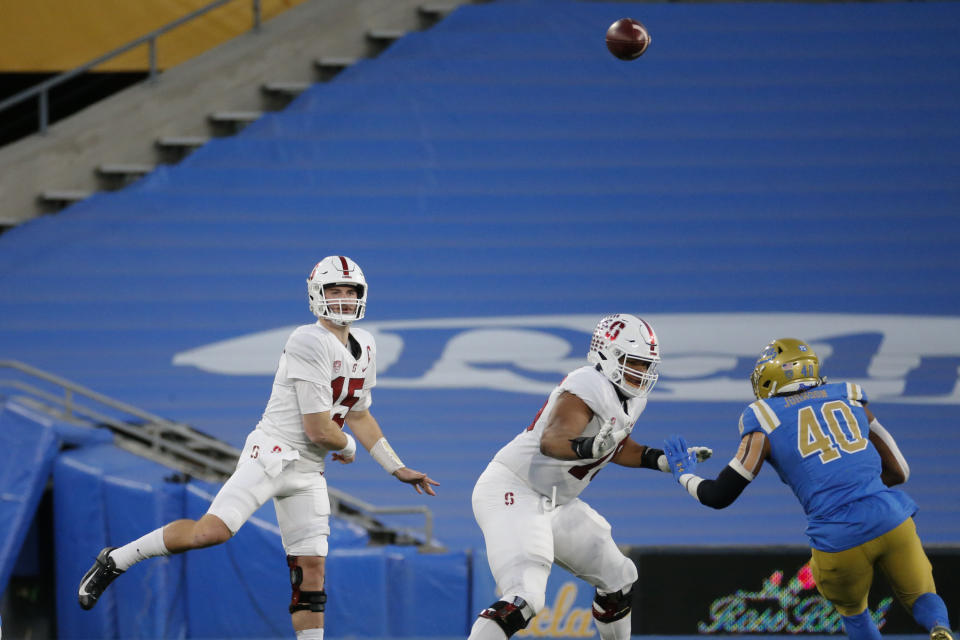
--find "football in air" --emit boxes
[605,18,651,60]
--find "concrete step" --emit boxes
[156,135,210,149]
[155,135,211,163]
[418,3,456,24]
[207,110,264,135]
[261,81,312,109]
[261,81,312,97]
[366,28,407,49]
[314,57,359,81]
[36,189,93,213]
[96,163,155,190]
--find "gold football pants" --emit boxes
[809,517,936,616]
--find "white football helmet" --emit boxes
[587,314,660,398]
[307,256,367,325]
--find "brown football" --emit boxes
[605,18,651,61]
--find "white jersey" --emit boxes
[492,366,648,505]
[256,322,376,466]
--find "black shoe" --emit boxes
[78,547,123,610]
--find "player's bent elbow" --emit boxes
[882,467,907,487]
[694,483,734,509]
[303,424,343,450]
[539,435,568,459]
[311,433,344,450]
[703,493,736,510]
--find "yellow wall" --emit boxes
[0,0,308,72]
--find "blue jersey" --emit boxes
[738,382,916,552]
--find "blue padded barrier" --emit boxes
[0,402,60,598]
[325,549,392,637]
[54,445,189,640]
[386,547,470,637]
[324,547,469,638]
[182,482,291,639]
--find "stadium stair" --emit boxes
[1,0,477,227]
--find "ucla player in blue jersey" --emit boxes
[662,338,954,640]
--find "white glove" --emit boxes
[572,423,632,459]
[657,446,712,472]
[595,424,632,458]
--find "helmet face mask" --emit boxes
[750,338,823,399]
[307,256,367,325]
[587,314,660,398]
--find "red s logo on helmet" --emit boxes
[605,321,626,341]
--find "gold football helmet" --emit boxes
[750,338,823,399]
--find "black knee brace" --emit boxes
[479,596,535,638]
[593,587,632,623]
[287,555,327,614]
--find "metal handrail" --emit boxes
[0,358,436,547]
[0,0,263,135]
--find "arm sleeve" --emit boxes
[680,464,752,509]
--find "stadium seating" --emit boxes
[1,1,959,636]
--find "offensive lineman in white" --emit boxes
[469,314,711,640]
[78,255,438,640]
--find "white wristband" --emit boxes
[679,473,703,500]
[337,433,357,458]
[370,437,404,474]
[657,454,670,473]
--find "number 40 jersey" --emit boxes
[739,381,916,552]
[492,365,648,506]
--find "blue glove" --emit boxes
[663,435,697,482]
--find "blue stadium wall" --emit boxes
[1,1,959,638]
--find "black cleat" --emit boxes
[931,626,955,640]
[78,547,124,610]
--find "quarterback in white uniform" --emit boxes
[78,256,438,640]
[469,314,711,640]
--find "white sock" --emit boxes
[468,616,508,640]
[296,628,324,640]
[594,614,632,640]
[109,526,170,571]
